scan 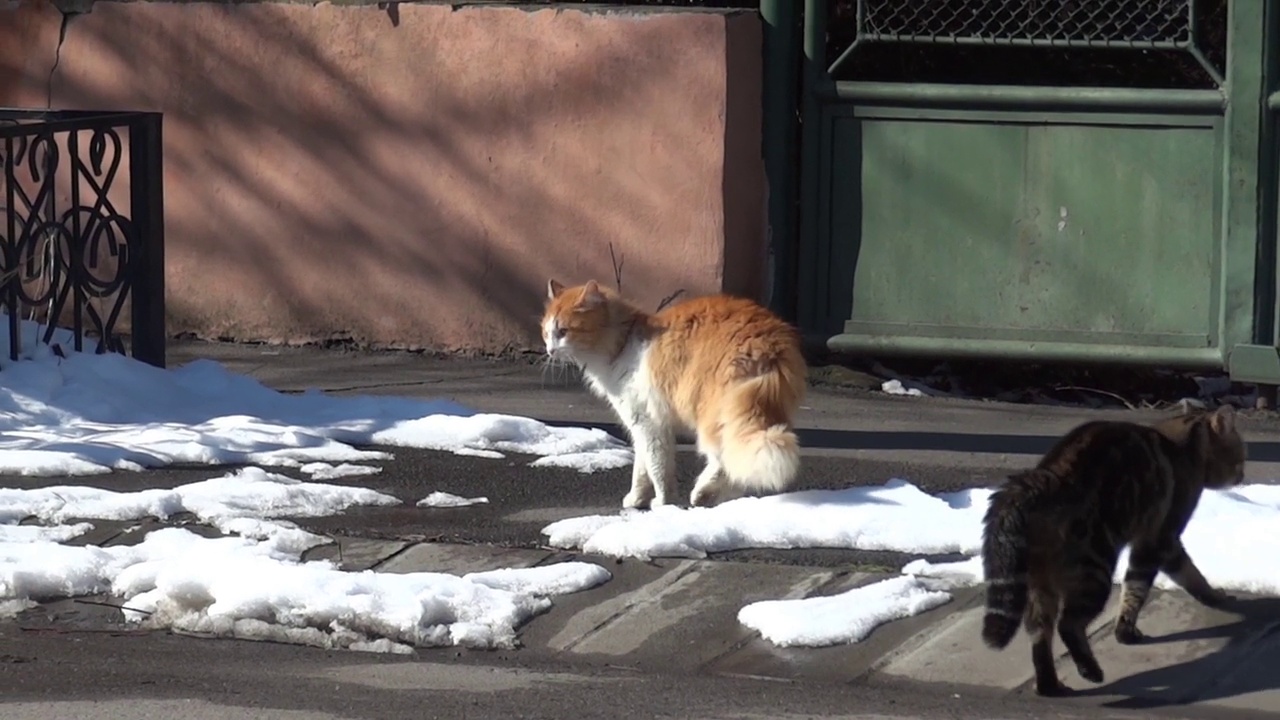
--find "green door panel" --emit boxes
[829,112,1221,348]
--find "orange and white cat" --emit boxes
[542,279,806,508]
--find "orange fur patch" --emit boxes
[543,279,807,505]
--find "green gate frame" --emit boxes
[763,0,1280,384]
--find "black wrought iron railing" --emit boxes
[0,109,165,368]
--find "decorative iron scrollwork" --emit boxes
[0,111,165,367]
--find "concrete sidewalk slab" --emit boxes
[1061,591,1245,702]
[62,520,134,548]
[543,559,703,655]
[1194,621,1280,713]
[873,587,1280,710]
[876,589,1033,690]
[541,558,844,668]
[878,585,1126,691]
[301,536,409,571]
[296,535,1280,713]
[700,570,922,684]
[375,542,553,575]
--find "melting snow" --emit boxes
[0,468,610,650]
[417,492,490,508]
[544,479,1280,648]
[0,335,629,477]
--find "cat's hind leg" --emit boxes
[1058,563,1113,684]
[690,427,740,507]
[1027,586,1068,696]
[691,454,733,507]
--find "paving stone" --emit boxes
[1053,590,1241,700]
[543,559,701,654]
[62,521,136,548]
[102,519,226,547]
[375,542,553,575]
[1193,620,1280,713]
[696,568,889,682]
[1073,594,1280,709]
[301,537,409,571]
[878,586,1127,691]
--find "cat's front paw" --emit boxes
[1035,677,1071,697]
[689,487,716,508]
[1114,623,1145,645]
[622,488,654,510]
[1074,657,1105,684]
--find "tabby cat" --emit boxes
[541,279,806,509]
[980,405,1246,696]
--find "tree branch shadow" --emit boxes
[40,2,747,350]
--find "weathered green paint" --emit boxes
[1228,344,1280,383]
[794,0,828,333]
[791,0,1280,378]
[836,111,1221,348]
[835,337,1224,369]
[1260,6,1280,354]
[1220,0,1269,359]
[760,0,799,317]
[828,82,1226,112]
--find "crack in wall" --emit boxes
[47,0,94,108]
[45,12,67,109]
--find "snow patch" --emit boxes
[417,492,489,509]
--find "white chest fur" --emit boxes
[580,339,667,430]
[571,333,682,508]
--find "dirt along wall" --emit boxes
[0,0,766,352]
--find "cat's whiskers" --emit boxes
[537,348,581,388]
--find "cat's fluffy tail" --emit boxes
[719,361,804,495]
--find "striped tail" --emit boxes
[980,471,1041,649]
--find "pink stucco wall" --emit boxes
[0,0,765,351]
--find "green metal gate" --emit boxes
[766,0,1280,383]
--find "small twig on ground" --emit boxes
[1053,385,1137,410]
[655,289,686,312]
[170,628,219,640]
[20,626,149,635]
[73,598,154,616]
[608,242,624,292]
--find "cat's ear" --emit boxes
[581,280,605,307]
[547,279,566,300]
[1209,404,1236,434]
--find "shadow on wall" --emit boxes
[26,1,762,351]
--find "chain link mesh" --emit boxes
[859,0,1194,47]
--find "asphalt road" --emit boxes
[0,627,1250,720]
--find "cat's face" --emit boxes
[541,279,614,363]
[1200,406,1247,489]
